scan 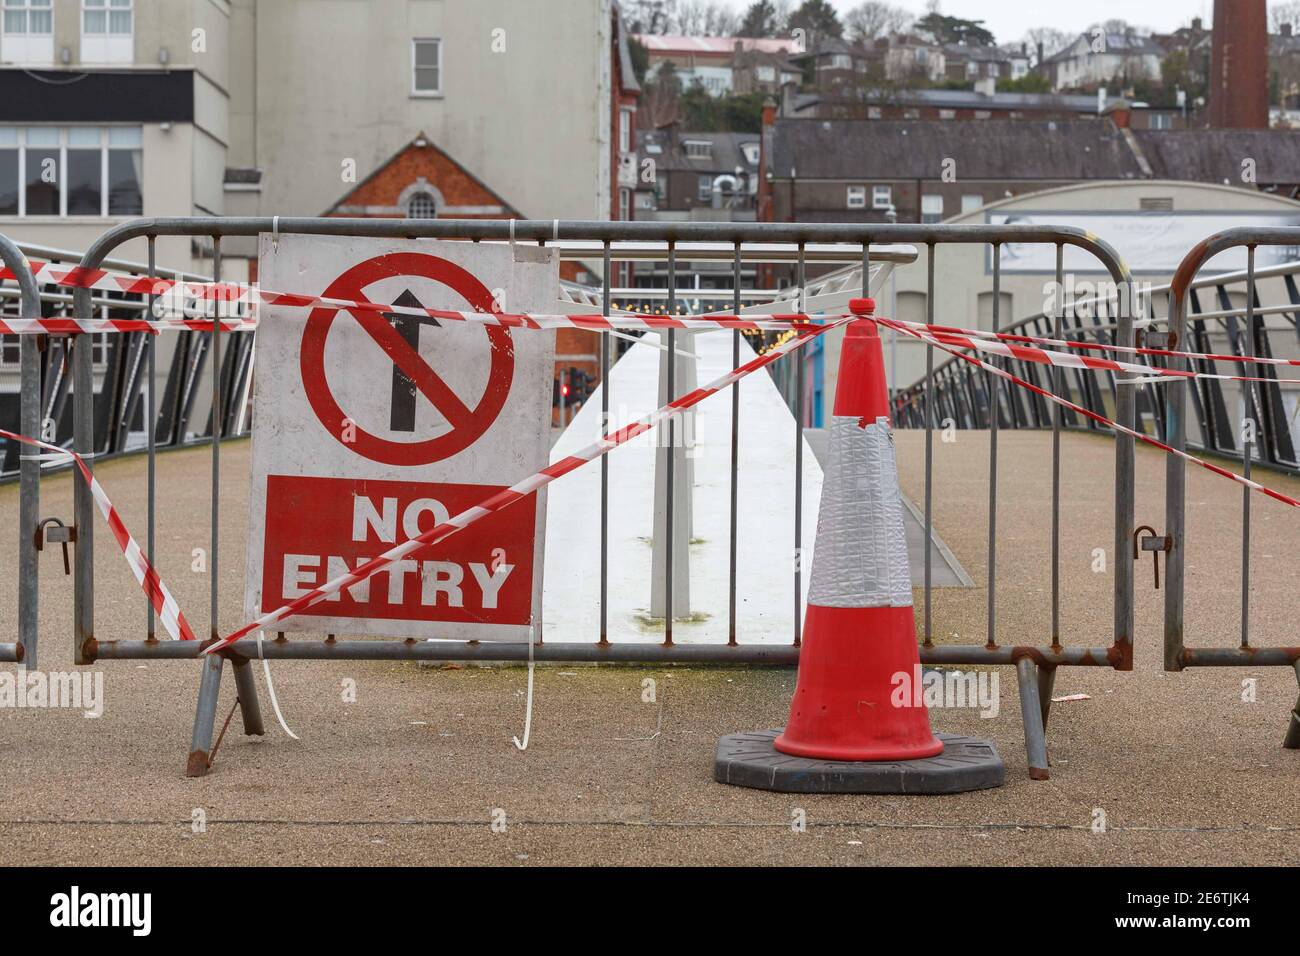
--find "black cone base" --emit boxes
[714,729,1005,794]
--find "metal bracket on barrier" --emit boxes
[35,517,76,575]
[1133,525,1171,590]
[1142,329,1178,350]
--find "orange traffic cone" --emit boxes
[773,299,944,761]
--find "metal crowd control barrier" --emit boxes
[0,233,40,669]
[4,217,1138,778]
[1164,231,1300,741]
[892,228,1300,747]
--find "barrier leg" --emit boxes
[1037,664,1057,732]
[1016,658,1050,780]
[186,654,225,777]
[230,658,265,737]
[1284,661,1300,750]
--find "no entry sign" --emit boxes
[244,234,557,640]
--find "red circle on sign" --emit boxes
[300,252,514,466]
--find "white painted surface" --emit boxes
[542,329,822,644]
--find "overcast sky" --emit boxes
[722,1,1217,43]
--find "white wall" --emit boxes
[242,0,611,219]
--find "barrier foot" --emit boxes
[185,652,225,777]
[1037,664,1057,732]
[1284,662,1300,750]
[230,658,266,737]
[1016,658,1050,780]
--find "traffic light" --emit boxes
[568,368,588,404]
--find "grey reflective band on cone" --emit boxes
[806,415,912,609]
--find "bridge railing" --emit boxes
[892,256,1300,476]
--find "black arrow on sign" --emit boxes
[385,289,442,432]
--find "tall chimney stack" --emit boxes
[1208,0,1269,128]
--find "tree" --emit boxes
[627,35,650,85]
[738,0,783,37]
[624,0,673,34]
[674,0,738,36]
[1022,27,1071,65]
[788,0,844,41]
[916,13,996,47]
[844,1,913,42]
[1272,1,1300,31]
[997,72,1052,93]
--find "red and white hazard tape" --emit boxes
[884,322,1300,510]
[876,318,1298,386]
[204,317,849,654]
[882,315,1300,372]
[0,428,197,640]
[3,260,836,333]
[0,316,258,335]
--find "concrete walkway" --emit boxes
[0,430,1296,866]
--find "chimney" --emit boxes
[758,97,777,222]
[1209,0,1268,128]
[1284,24,1295,38]
[1192,17,1203,31]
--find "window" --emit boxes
[872,185,892,209]
[829,54,852,70]
[1148,113,1172,129]
[961,194,983,213]
[938,109,955,119]
[411,38,442,95]
[0,126,143,217]
[406,191,437,218]
[921,194,944,223]
[619,108,633,153]
[697,174,712,202]
[916,48,928,65]
[81,0,131,64]
[684,140,712,160]
[741,142,760,166]
[846,185,866,209]
[867,106,882,119]
[2,0,53,64]
[618,187,630,221]
[756,65,775,82]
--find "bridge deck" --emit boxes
[0,430,1295,866]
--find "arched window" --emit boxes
[406,191,437,219]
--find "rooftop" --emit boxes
[772,118,1144,180]
[635,34,799,55]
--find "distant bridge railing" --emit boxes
[892,256,1300,479]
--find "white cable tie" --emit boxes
[257,629,299,740]
[511,624,537,752]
